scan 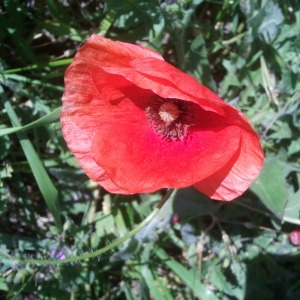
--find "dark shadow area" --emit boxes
[244,252,300,300]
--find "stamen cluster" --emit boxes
[145,96,195,140]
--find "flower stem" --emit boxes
[2,189,175,266]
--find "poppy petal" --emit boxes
[91,118,242,193]
[61,112,124,193]
[70,34,163,68]
[61,35,264,200]
[193,127,264,200]
[99,61,226,116]
[61,59,131,193]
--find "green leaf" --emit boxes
[283,189,300,224]
[0,135,10,160]
[0,278,9,292]
[46,0,71,24]
[258,2,284,42]
[5,18,38,64]
[173,187,221,219]
[4,74,64,91]
[140,264,164,299]
[288,138,300,156]
[99,10,116,35]
[250,156,288,218]
[275,10,300,43]
[210,267,237,297]
[153,272,174,300]
[0,87,62,231]
[268,122,292,140]
[184,34,217,91]
[220,58,241,95]
[249,1,284,43]
[0,107,61,137]
[155,247,219,300]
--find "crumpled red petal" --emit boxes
[61,34,264,200]
[194,126,263,200]
[91,116,242,194]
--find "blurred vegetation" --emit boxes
[1,0,300,299]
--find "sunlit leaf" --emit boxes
[249,1,284,43]
[250,156,288,218]
[284,189,300,224]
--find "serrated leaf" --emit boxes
[258,2,284,42]
[268,122,292,140]
[185,34,216,91]
[249,1,284,43]
[210,267,236,297]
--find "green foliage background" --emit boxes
[1,0,300,299]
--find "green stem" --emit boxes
[4,58,73,74]
[3,189,174,266]
[222,32,246,45]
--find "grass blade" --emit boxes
[4,74,64,91]
[154,247,219,300]
[0,106,61,137]
[1,86,62,232]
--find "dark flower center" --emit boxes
[145,96,194,140]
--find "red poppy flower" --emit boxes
[61,34,264,201]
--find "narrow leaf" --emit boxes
[0,106,61,137]
[4,74,64,91]
[1,86,62,231]
[155,247,218,300]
